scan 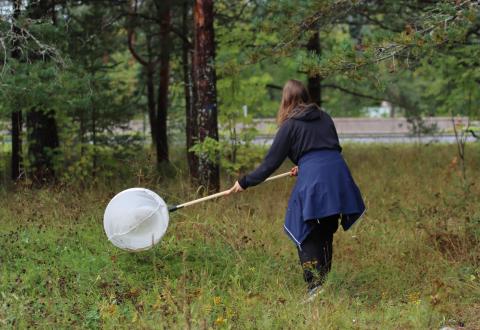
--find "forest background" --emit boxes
[0,1,479,329]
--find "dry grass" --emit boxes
[1,144,479,329]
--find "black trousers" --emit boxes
[297,214,339,290]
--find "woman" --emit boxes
[228,79,365,299]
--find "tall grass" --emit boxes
[1,144,479,329]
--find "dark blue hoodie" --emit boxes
[239,105,341,189]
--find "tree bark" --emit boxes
[11,0,22,181]
[146,64,157,146]
[182,0,198,178]
[26,109,59,183]
[91,88,97,176]
[26,0,60,184]
[128,0,172,165]
[193,0,220,192]
[306,30,322,106]
[156,0,171,163]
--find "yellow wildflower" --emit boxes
[407,292,421,305]
[215,316,226,326]
[131,311,138,323]
[204,304,212,313]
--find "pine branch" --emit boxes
[126,0,161,68]
[267,82,387,103]
[0,13,65,78]
[322,83,385,102]
[127,28,150,67]
[304,0,479,79]
[467,129,478,138]
[357,12,403,33]
[270,0,366,55]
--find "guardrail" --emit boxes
[0,117,477,143]
[250,116,474,135]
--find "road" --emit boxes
[0,117,477,145]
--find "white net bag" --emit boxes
[103,188,169,251]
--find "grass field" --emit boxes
[1,144,479,329]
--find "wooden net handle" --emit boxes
[168,171,291,212]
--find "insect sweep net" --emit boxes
[103,188,169,251]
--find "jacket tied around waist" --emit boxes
[284,149,366,246]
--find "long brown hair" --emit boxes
[277,79,317,125]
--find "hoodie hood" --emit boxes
[291,105,322,121]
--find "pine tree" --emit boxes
[192,0,219,192]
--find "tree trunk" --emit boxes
[26,109,59,183]
[26,0,60,184]
[11,111,23,181]
[79,107,86,157]
[307,30,322,106]
[128,15,159,148]
[193,0,220,192]
[146,64,157,146]
[156,0,171,164]
[10,0,22,181]
[182,0,198,179]
[91,95,97,176]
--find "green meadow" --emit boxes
[1,144,479,329]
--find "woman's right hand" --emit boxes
[290,166,298,176]
[226,181,244,195]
